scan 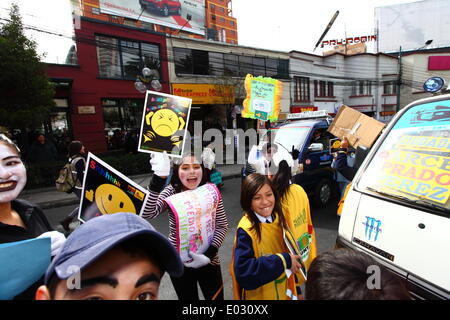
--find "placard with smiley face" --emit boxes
[138,91,192,158]
[78,152,149,223]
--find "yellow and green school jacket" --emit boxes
[281,184,317,284]
[230,213,297,300]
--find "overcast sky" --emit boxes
[232,0,420,53]
[0,0,420,63]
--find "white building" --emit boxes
[289,51,398,123]
[398,46,450,109]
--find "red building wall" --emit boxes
[46,18,169,153]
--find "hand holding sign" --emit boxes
[149,151,171,177]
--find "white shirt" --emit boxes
[254,212,273,223]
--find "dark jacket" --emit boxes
[27,142,58,163]
[335,151,357,181]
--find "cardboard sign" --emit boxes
[138,91,192,157]
[164,183,220,263]
[0,238,51,299]
[78,152,149,223]
[242,74,282,122]
[328,105,385,148]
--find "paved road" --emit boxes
[44,177,340,300]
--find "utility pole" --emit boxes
[396,46,402,112]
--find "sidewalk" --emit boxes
[20,163,243,209]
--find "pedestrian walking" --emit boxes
[142,149,228,300]
[26,134,58,163]
[59,141,87,232]
[0,133,65,299]
[36,212,183,300]
[230,173,302,300]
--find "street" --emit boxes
[44,177,341,300]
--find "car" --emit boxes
[337,94,450,299]
[139,0,181,17]
[242,110,338,207]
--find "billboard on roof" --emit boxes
[99,0,205,35]
[375,0,450,52]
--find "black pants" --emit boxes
[170,263,224,300]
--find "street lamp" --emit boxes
[134,67,162,93]
[396,40,434,111]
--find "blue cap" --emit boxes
[44,213,183,284]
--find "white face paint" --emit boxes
[0,144,27,203]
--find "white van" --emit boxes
[337,94,450,300]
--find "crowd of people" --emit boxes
[0,132,411,300]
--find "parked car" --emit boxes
[337,94,450,299]
[139,0,181,17]
[242,111,337,207]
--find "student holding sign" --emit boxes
[142,151,228,300]
[230,173,303,300]
[0,134,66,299]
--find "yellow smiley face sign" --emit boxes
[94,184,136,215]
[150,108,182,137]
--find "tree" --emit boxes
[0,3,55,131]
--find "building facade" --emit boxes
[289,50,398,123]
[205,0,238,44]
[167,36,290,135]
[46,17,170,153]
[398,47,450,109]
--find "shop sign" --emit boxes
[321,35,377,47]
[78,106,96,114]
[172,83,234,105]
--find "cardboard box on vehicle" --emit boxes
[328,105,385,148]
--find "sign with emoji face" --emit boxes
[78,152,149,223]
[138,91,192,158]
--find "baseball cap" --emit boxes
[44,212,183,284]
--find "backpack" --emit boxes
[55,158,80,193]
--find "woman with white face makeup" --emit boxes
[0,134,65,299]
[142,150,228,300]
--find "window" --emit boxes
[239,56,253,77]
[295,77,310,102]
[96,36,121,78]
[120,40,140,80]
[265,58,278,78]
[224,54,238,76]
[327,81,334,97]
[319,81,326,96]
[351,80,372,96]
[209,52,224,76]
[173,47,289,79]
[358,102,450,211]
[174,47,193,74]
[314,80,334,97]
[253,57,265,77]
[383,81,397,95]
[192,50,209,75]
[102,99,144,150]
[96,35,161,80]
